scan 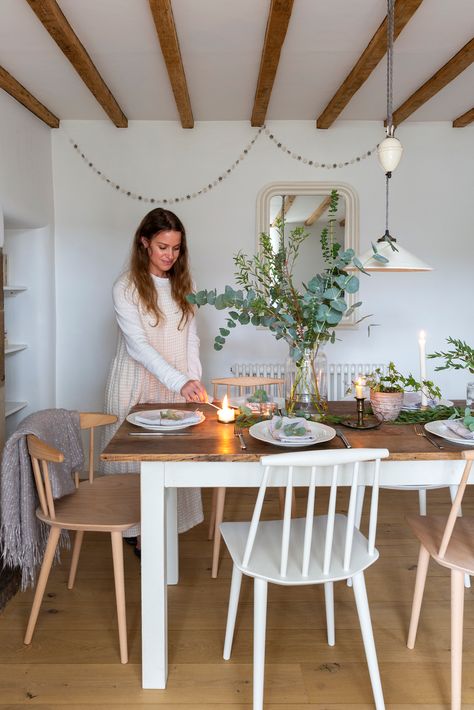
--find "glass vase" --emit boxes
[467,381,474,408]
[284,346,328,418]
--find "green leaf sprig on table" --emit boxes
[456,406,474,432]
[392,405,458,424]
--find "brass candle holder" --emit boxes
[342,396,380,430]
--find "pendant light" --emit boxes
[357,0,432,272]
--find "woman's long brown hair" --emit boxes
[129,208,193,328]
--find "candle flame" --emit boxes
[419,330,426,340]
[222,394,230,409]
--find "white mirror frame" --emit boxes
[256,181,360,328]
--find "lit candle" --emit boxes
[418,330,428,407]
[217,394,235,423]
[355,377,365,399]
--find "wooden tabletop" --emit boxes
[100,402,469,463]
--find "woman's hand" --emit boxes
[180,379,208,403]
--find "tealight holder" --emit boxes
[342,396,380,430]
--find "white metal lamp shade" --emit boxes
[377,136,403,173]
[355,239,433,272]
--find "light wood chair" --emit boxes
[221,448,389,710]
[24,412,140,664]
[209,376,284,578]
[406,450,474,709]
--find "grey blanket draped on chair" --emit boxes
[0,409,84,589]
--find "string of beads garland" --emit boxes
[263,128,379,169]
[65,126,378,204]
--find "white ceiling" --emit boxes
[0,0,473,123]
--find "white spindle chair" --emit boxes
[406,450,474,710]
[220,448,389,710]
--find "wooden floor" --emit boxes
[1,486,474,709]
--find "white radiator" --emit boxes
[231,361,386,401]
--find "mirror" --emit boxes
[256,181,359,328]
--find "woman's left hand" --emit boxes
[181,379,208,403]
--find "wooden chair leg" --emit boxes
[211,488,226,578]
[253,577,268,710]
[407,545,430,649]
[451,568,464,710]
[111,531,128,664]
[67,530,84,589]
[324,581,335,646]
[448,486,470,589]
[223,563,243,660]
[208,487,218,540]
[24,526,61,645]
[352,571,385,709]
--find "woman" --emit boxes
[101,208,207,538]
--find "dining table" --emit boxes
[100,400,470,690]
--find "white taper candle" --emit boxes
[418,330,427,406]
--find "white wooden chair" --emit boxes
[406,450,474,709]
[220,448,389,710]
[24,412,140,664]
[209,375,284,578]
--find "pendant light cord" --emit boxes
[386,0,394,133]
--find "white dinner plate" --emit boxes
[249,420,336,448]
[424,420,474,446]
[126,409,205,432]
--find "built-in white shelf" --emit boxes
[5,343,28,355]
[6,401,28,417]
[3,285,27,295]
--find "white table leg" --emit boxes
[141,462,168,689]
[166,488,179,585]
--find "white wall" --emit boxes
[52,120,474,408]
[0,91,56,436]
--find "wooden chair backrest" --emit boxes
[438,450,474,559]
[211,376,284,401]
[79,412,117,484]
[242,448,389,578]
[26,412,118,517]
[26,435,64,520]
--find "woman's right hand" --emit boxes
[180,379,208,403]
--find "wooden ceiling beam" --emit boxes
[304,196,331,227]
[25,0,127,127]
[251,0,294,127]
[0,65,59,127]
[453,107,474,128]
[316,0,423,129]
[391,38,474,125]
[149,0,194,129]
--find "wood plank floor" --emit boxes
[1,486,474,708]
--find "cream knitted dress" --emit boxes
[101,273,203,533]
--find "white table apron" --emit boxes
[140,457,467,690]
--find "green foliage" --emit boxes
[187,190,386,359]
[365,361,441,400]
[428,337,474,375]
[451,407,474,432]
[246,388,269,403]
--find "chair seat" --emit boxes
[220,514,379,585]
[37,474,140,532]
[407,514,474,575]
